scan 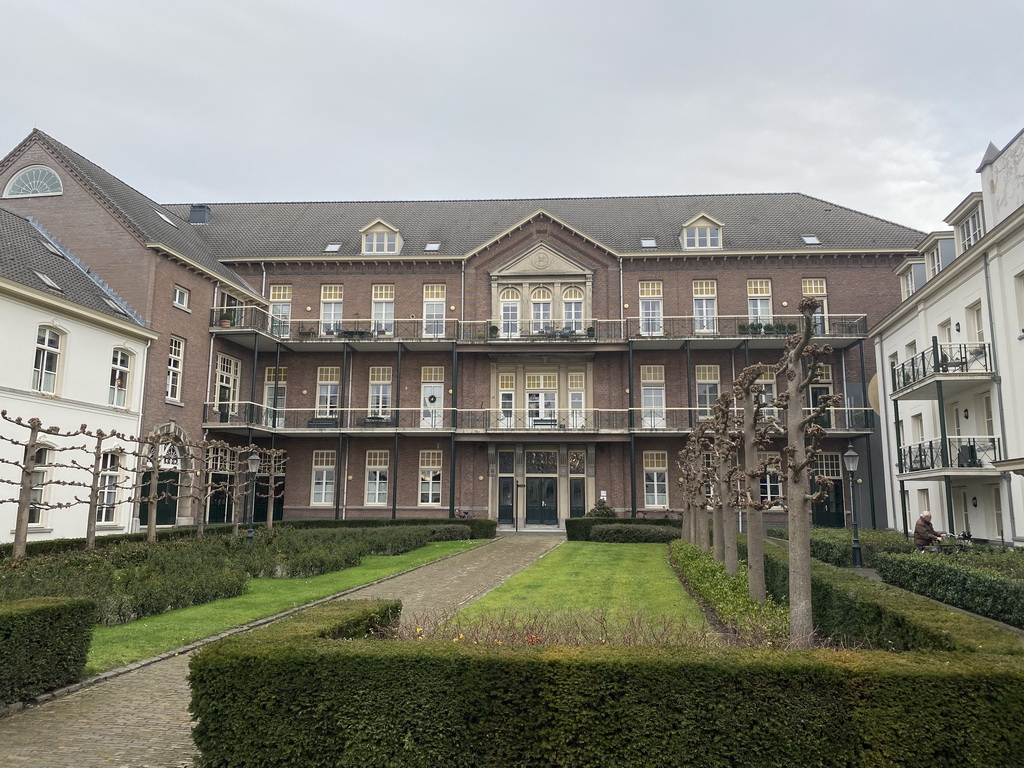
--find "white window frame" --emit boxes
[958,210,982,253]
[422,284,446,338]
[420,367,444,428]
[639,281,663,337]
[500,288,521,338]
[363,231,398,254]
[96,452,121,524]
[643,450,668,507]
[269,285,292,338]
[166,336,184,401]
[28,447,49,526]
[320,284,344,335]
[108,348,131,407]
[372,284,395,336]
[683,226,721,250]
[317,367,340,417]
[640,365,666,429]
[369,366,392,418]
[365,451,389,505]
[693,280,717,333]
[172,285,190,310]
[32,326,61,394]
[802,278,828,334]
[418,450,442,506]
[696,364,719,420]
[264,367,287,428]
[3,165,63,198]
[216,354,241,414]
[531,287,553,334]
[747,279,773,325]
[563,286,584,332]
[311,450,336,505]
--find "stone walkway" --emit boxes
[0,534,564,767]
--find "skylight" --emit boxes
[424,243,441,252]
[40,239,64,258]
[34,271,63,292]
[324,243,343,252]
[640,238,657,248]
[801,235,821,245]
[104,298,128,315]
[154,209,178,228]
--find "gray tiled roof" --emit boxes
[29,131,254,293]
[164,193,925,261]
[0,206,143,323]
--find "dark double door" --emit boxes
[812,479,845,528]
[525,477,558,525]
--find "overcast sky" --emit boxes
[3,0,1022,233]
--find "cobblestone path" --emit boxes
[0,533,564,767]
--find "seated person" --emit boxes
[913,511,945,550]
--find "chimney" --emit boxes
[189,204,211,224]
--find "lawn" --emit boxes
[458,542,706,629]
[86,539,481,674]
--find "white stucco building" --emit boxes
[0,209,156,543]
[873,127,1024,545]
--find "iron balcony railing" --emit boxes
[891,339,994,392]
[203,403,874,433]
[898,435,1001,473]
[211,309,868,345]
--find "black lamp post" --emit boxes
[245,451,260,542]
[843,442,863,567]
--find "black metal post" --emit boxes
[850,470,862,567]
[246,468,255,542]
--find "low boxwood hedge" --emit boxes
[766,527,914,567]
[0,597,96,707]
[565,517,679,542]
[189,599,1024,768]
[589,524,680,543]
[756,543,1023,654]
[276,517,497,540]
[874,552,1024,629]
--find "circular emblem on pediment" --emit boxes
[532,250,551,269]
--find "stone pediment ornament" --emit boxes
[494,244,591,277]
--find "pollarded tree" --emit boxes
[709,390,742,574]
[775,297,843,647]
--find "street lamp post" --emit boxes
[843,442,863,567]
[245,451,260,542]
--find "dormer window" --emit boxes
[360,220,402,255]
[958,210,983,253]
[681,214,723,250]
[4,165,63,198]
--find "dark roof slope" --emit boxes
[0,206,143,323]
[165,193,925,260]
[26,131,253,292]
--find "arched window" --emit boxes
[33,326,62,393]
[500,287,520,338]
[4,165,63,198]
[531,287,552,333]
[563,286,584,331]
[109,349,132,407]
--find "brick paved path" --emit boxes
[0,534,563,767]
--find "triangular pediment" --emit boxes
[682,212,724,229]
[493,243,593,277]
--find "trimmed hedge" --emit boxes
[757,543,1024,654]
[669,540,788,644]
[589,524,680,543]
[565,517,679,542]
[426,524,472,542]
[766,526,914,567]
[276,517,497,540]
[874,552,1024,629]
[0,598,96,707]
[189,599,1024,768]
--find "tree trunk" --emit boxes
[744,396,767,602]
[712,490,725,564]
[85,432,106,550]
[721,476,738,575]
[12,421,42,561]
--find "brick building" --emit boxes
[0,130,924,535]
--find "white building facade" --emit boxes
[873,128,1024,545]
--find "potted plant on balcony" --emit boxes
[218,309,233,328]
[489,325,499,339]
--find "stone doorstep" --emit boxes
[2,538,505,718]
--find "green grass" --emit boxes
[85,540,481,674]
[459,542,706,628]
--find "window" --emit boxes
[531,287,552,333]
[34,271,63,292]
[363,231,398,254]
[802,278,827,334]
[696,364,719,420]
[28,447,48,525]
[419,450,442,505]
[108,349,131,407]
[967,301,985,343]
[324,243,343,253]
[928,246,942,278]
[321,285,344,335]
[3,165,63,197]
[499,372,515,427]
[1016,272,1024,336]
[216,355,241,414]
[568,371,586,428]
[311,450,336,505]
[269,285,292,337]
[641,365,666,429]
[643,451,668,507]
[420,366,444,428]
[526,372,557,427]
[317,367,340,417]
[757,365,777,420]
[747,279,772,324]
[801,235,821,245]
[813,452,843,479]
[958,210,983,252]
[97,452,121,524]
[366,451,389,505]
[369,366,392,417]
[372,284,395,335]
[563,286,584,332]
[166,337,184,401]
[33,327,61,393]
[640,238,657,248]
[264,367,287,427]
[938,320,952,345]
[758,452,782,502]
[173,285,190,310]
[500,288,520,338]
[639,281,663,336]
[916,488,930,514]
[423,284,446,337]
[683,226,721,249]
[693,280,717,333]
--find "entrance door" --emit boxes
[811,384,833,428]
[525,477,558,525]
[252,476,285,523]
[207,473,234,524]
[139,471,179,526]
[811,478,845,528]
[569,477,586,518]
[421,384,443,428]
[498,477,515,525]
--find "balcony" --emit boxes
[890,341,995,400]
[203,403,874,438]
[897,435,1002,478]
